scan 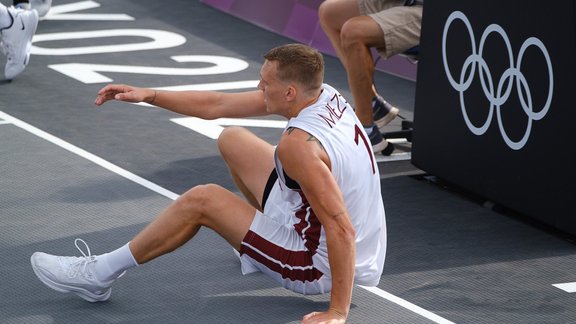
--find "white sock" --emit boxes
[94,242,138,282]
[14,3,30,10]
[0,5,12,29]
[364,125,374,135]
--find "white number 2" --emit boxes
[47,55,250,84]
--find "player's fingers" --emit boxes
[302,312,320,321]
[94,84,127,105]
[94,91,118,106]
[97,84,131,95]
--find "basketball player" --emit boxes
[30,44,387,324]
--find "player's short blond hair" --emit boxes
[264,43,324,92]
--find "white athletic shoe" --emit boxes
[30,0,52,18]
[31,239,121,302]
[1,6,38,79]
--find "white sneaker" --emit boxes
[30,0,52,18]
[31,239,121,302]
[1,7,38,80]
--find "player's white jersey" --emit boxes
[273,84,387,286]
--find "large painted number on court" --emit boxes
[46,55,250,84]
[30,1,254,88]
[31,29,249,84]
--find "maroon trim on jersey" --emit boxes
[293,192,322,253]
[240,231,324,282]
[261,169,278,210]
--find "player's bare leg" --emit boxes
[218,126,275,211]
[130,183,257,262]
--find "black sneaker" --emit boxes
[372,95,399,132]
[367,124,394,156]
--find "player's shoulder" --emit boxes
[279,127,309,149]
[278,127,326,164]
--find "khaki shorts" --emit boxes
[359,0,423,58]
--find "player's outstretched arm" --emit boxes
[94,83,268,119]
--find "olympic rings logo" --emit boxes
[441,11,554,150]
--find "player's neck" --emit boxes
[289,90,321,118]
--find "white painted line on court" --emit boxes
[0,120,10,125]
[0,111,179,201]
[0,110,452,324]
[553,282,576,293]
[171,117,286,139]
[171,117,412,163]
[359,285,455,324]
[43,0,135,21]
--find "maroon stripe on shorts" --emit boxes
[240,231,324,282]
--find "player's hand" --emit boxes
[301,309,347,324]
[94,84,155,106]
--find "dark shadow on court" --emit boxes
[382,175,576,275]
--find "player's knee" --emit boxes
[218,126,244,150]
[177,184,222,218]
[218,126,248,160]
[219,125,244,140]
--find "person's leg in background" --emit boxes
[340,13,398,154]
[319,0,396,155]
[361,2,422,133]
[319,0,421,155]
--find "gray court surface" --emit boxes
[1,0,576,323]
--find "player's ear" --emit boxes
[285,85,297,101]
